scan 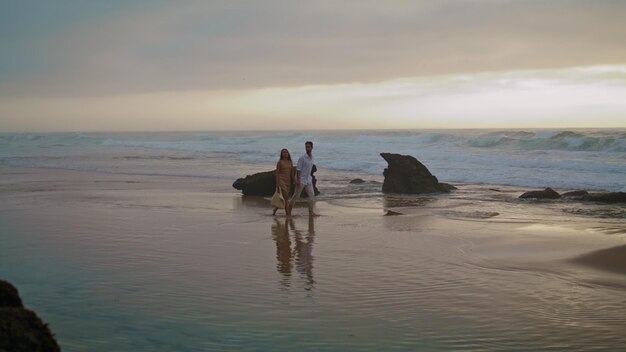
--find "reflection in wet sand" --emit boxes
[271,217,316,291]
[383,195,433,209]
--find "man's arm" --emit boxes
[296,156,304,184]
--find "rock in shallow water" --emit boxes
[0,280,61,352]
[232,170,320,197]
[519,187,561,199]
[380,153,456,194]
[0,280,23,308]
[232,170,276,196]
[520,189,626,204]
[585,192,626,204]
[561,190,589,198]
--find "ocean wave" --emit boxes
[93,129,626,155]
[2,130,624,192]
[468,135,515,148]
[0,132,105,147]
[114,156,196,161]
[465,130,626,152]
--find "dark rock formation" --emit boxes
[519,189,626,203]
[585,192,626,204]
[384,210,403,216]
[0,280,60,352]
[439,183,458,192]
[561,190,589,198]
[0,280,23,308]
[233,170,320,197]
[519,188,561,199]
[349,178,366,184]
[233,170,276,196]
[380,153,455,194]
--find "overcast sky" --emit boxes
[1,0,625,131]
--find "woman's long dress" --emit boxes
[276,160,293,205]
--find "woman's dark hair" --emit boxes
[279,148,291,161]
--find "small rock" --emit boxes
[233,170,320,197]
[585,192,626,204]
[439,183,458,191]
[232,170,276,196]
[561,190,589,198]
[349,178,366,184]
[519,187,561,199]
[385,210,403,216]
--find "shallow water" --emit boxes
[1,172,625,351]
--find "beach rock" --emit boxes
[561,190,589,198]
[0,280,24,308]
[518,189,625,204]
[439,183,458,192]
[585,192,626,204]
[0,280,61,352]
[384,210,403,216]
[232,170,276,196]
[519,188,561,199]
[350,178,366,184]
[380,153,454,194]
[233,170,320,197]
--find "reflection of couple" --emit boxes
[272,141,317,217]
[271,217,315,291]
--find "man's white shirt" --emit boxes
[296,154,315,185]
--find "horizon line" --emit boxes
[2,126,626,134]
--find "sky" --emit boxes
[1,0,625,132]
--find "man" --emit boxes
[289,141,317,216]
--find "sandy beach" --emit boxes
[1,166,625,351]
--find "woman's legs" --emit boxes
[281,188,291,217]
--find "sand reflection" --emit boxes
[271,217,316,291]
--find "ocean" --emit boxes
[1,129,625,192]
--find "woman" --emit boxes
[273,148,295,217]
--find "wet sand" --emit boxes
[1,167,625,351]
[570,244,626,275]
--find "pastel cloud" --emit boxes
[2,65,625,131]
[1,1,625,131]
[2,0,626,97]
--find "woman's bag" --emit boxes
[271,190,285,208]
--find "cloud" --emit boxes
[211,65,626,128]
[1,0,626,97]
[2,65,625,131]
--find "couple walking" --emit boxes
[273,141,316,217]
